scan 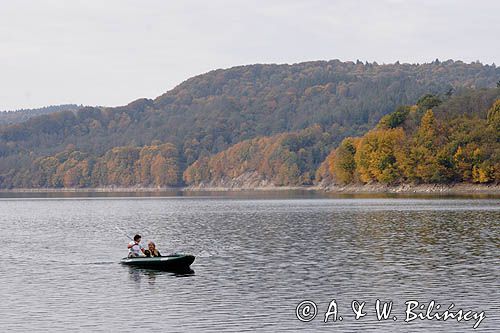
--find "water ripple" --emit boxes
[0,197,498,332]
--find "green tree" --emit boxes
[378,106,410,129]
[331,137,358,184]
[416,94,442,112]
[487,99,500,134]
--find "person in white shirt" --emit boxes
[128,234,145,257]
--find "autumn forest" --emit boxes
[0,60,499,189]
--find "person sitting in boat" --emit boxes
[145,241,161,257]
[127,234,145,257]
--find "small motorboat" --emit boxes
[120,254,195,271]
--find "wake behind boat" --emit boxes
[121,254,195,271]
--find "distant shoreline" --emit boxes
[186,183,500,195]
[0,183,498,195]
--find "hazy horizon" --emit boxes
[1,0,499,111]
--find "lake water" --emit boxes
[0,193,498,332]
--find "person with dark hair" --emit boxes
[127,234,145,257]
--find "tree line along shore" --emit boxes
[0,61,499,190]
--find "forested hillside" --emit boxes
[6,88,497,189]
[317,91,500,186]
[0,60,499,188]
[183,125,334,187]
[3,142,181,188]
[183,90,499,187]
[0,105,83,126]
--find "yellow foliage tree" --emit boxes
[355,128,405,184]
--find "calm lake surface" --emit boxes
[0,193,498,332]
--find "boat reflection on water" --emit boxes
[128,266,195,285]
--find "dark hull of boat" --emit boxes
[120,254,195,271]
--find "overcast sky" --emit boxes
[1,0,499,110]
